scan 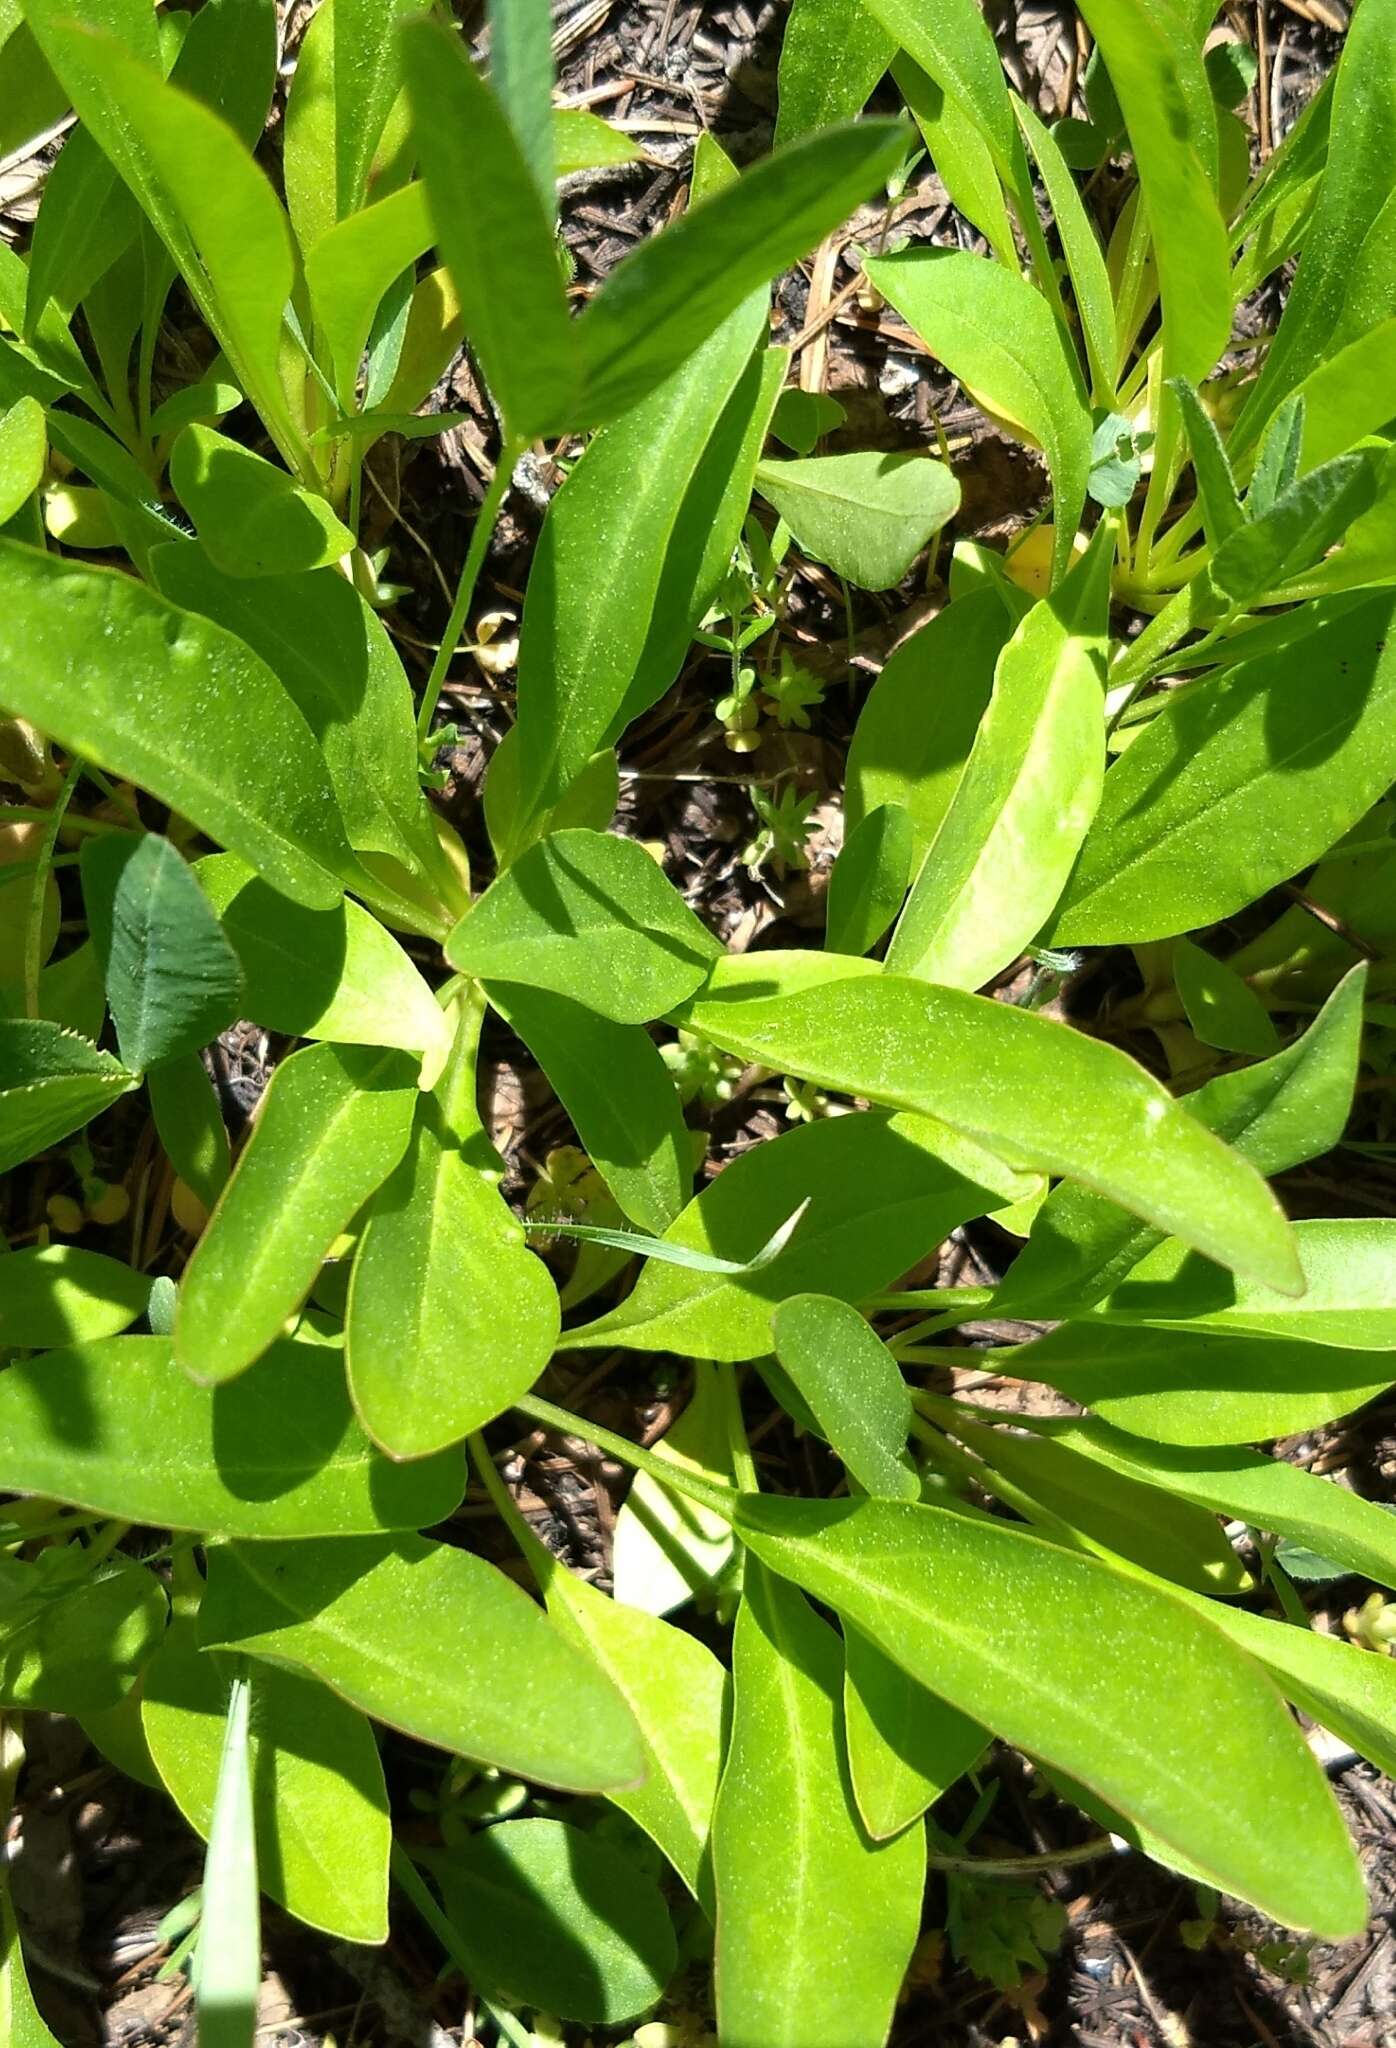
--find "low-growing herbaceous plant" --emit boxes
[2,0,1396,2040]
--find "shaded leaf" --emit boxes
[754,450,959,591]
[771,1295,918,1500]
[0,1019,133,1174]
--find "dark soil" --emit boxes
[6,3,1394,2045]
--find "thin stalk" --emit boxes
[514,1392,740,1520]
[416,435,524,742]
[926,1837,1117,1879]
[719,1364,759,1494]
[25,755,80,1017]
[861,1287,996,1315]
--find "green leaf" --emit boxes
[892,52,1018,270]
[1238,0,1396,445]
[144,1611,390,1943]
[1037,1417,1396,1593]
[992,966,1365,1320]
[151,544,439,883]
[0,542,353,910]
[176,1041,418,1386]
[1053,590,1396,943]
[200,1536,646,1793]
[195,855,451,1066]
[487,0,554,214]
[845,588,1012,865]
[488,982,691,1233]
[500,311,770,847]
[1013,98,1116,405]
[754,450,958,591]
[1170,378,1244,548]
[564,1109,1025,1362]
[769,386,846,455]
[1090,1219,1396,1352]
[302,181,432,404]
[403,15,576,439]
[30,21,308,469]
[843,1625,987,1841]
[0,1334,463,1536]
[149,1054,230,1210]
[0,397,44,523]
[195,1670,259,2048]
[776,0,892,144]
[1201,1601,1396,1785]
[949,1410,1251,1594]
[0,1019,134,1174]
[712,1559,926,2045]
[540,1570,727,1900]
[771,1295,918,1500]
[1,1874,63,2048]
[865,248,1091,583]
[682,972,1301,1294]
[1174,938,1280,1058]
[885,524,1110,989]
[574,120,909,428]
[862,0,1019,176]
[445,830,719,1024]
[80,832,243,1074]
[1017,1323,1395,1445]
[553,106,642,177]
[1075,0,1230,382]
[0,1245,150,1347]
[169,427,354,579]
[738,1494,1366,1935]
[0,1551,164,1711]
[346,1024,560,1460]
[826,803,913,958]
[301,0,417,231]
[423,1819,674,2024]
[612,1364,738,1617]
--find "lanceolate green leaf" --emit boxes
[776,0,892,145]
[0,1246,150,1348]
[143,1612,391,1942]
[195,1670,259,2048]
[893,53,1017,270]
[30,21,308,469]
[502,299,766,843]
[1237,0,1396,446]
[738,1495,1365,1936]
[0,1020,134,1175]
[199,1537,646,1794]
[302,181,432,403]
[992,966,1365,1320]
[346,1012,559,1459]
[771,1296,918,1500]
[1052,590,1396,944]
[845,589,1012,865]
[0,543,353,910]
[681,973,1301,1294]
[754,450,959,591]
[80,833,243,1074]
[486,0,555,215]
[1013,98,1116,404]
[0,396,44,524]
[177,1042,418,1386]
[1018,1323,1395,1446]
[1074,0,1229,382]
[196,856,451,1066]
[564,1110,1026,1361]
[573,119,908,427]
[168,429,354,579]
[403,15,576,439]
[1038,1418,1396,1593]
[318,0,418,225]
[843,1626,988,1841]
[885,524,1110,989]
[445,830,720,1023]
[865,248,1091,583]
[1202,1602,1396,1786]
[488,982,692,1233]
[0,1335,464,1535]
[1089,1220,1396,1351]
[712,1560,925,2047]
[860,0,1017,180]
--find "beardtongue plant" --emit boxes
[1,0,1396,2038]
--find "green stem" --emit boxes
[24,756,80,1018]
[926,1836,1117,1879]
[468,1433,556,1591]
[861,1287,996,1314]
[719,1365,759,1494]
[416,435,523,742]
[514,1392,740,1520]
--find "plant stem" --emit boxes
[719,1365,759,1493]
[926,1837,1118,1879]
[416,435,523,742]
[25,755,81,1018]
[513,1392,740,1520]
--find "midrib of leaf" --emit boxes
[764,1585,820,2019]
